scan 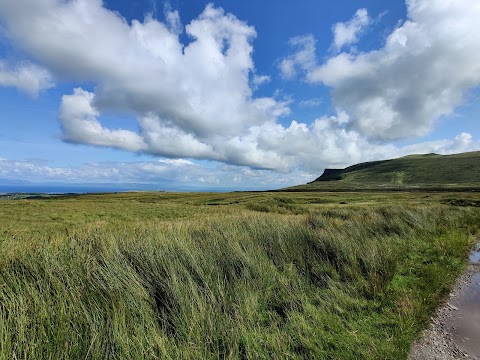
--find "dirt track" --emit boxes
[409,243,480,360]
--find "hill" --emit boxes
[287,151,480,191]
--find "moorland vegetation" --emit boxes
[0,191,479,359]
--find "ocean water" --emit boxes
[0,183,246,194]
[0,184,147,194]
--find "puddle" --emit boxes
[469,242,480,264]
[446,244,480,358]
[448,273,480,357]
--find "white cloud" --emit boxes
[0,60,53,96]
[398,133,475,156]
[60,88,147,152]
[301,0,480,141]
[0,1,296,169]
[164,4,182,35]
[0,0,479,178]
[138,113,217,159]
[299,98,322,108]
[332,9,370,51]
[279,35,316,79]
[252,74,271,87]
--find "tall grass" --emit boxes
[0,193,479,359]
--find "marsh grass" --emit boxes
[0,192,479,359]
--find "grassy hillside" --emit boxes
[289,151,480,191]
[0,191,479,359]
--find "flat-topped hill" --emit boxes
[286,151,480,191]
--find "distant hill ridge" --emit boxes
[311,151,480,186]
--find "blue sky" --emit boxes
[0,0,479,191]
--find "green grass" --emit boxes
[0,191,479,359]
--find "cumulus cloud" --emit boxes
[250,116,480,171]
[398,133,476,156]
[60,88,147,152]
[332,9,370,52]
[0,0,479,176]
[0,0,297,169]
[0,60,53,96]
[301,0,480,141]
[279,35,316,79]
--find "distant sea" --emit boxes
[0,184,144,194]
[0,183,256,194]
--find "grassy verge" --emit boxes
[0,192,479,359]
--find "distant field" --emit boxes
[1,191,479,359]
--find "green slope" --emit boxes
[289,151,480,191]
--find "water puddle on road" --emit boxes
[446,243,480,358]
[469,242,480,264]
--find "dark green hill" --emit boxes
[287,151,480,191]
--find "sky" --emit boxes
[0,0,479,191]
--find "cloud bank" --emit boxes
[0,157,314,190]
[0,0,479,176]
[286,0,480,142]
[0,130,477,190]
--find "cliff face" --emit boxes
[310,169,343,182]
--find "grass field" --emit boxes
[1,191,479,359]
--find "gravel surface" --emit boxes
[409,257,480,360]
